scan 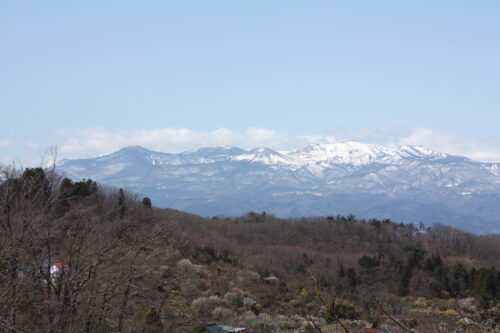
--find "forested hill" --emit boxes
[1,167,499,332]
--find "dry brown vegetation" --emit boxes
[166,210,500,331]
[0,167,188,332]
[1,166,499,332]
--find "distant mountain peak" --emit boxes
[285,142,450,166]
[115,145,155,154]
[193,146,247,156]
[396,145,447,158]
[235,147,291,165]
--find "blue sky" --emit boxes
[1,1,500,165]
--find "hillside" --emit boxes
[0,167,499,332]
[58,143,500,234]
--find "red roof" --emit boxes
[362,329,386,333]
[53,262,68,268]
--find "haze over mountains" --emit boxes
[58,142,500,234]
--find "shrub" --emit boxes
[192,295,222,316]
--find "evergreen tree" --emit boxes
[118,188,126,218]
[142,197,152,208]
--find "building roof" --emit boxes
[361,329,390,333]
[17,266,36,273]
[206,324,252,333]
[53,262,68,268]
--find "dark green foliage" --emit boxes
[479,310,500,326]
[326,300,361,323]
[142,197,152,208]
[134,305,159,324]
[59,178,97,198]
[303,325,315,333]
[346,268,358,288]
[56,178,98,215]
[450,263,469,297]
[318,273,333,288]
[368,219,382,231]
[118,188,126,218]
[421,254,452,296]
[194,247,238,265]
[346,213,356,222]
[2,168,52,207]
[424,254,443,273]
[245,211,270,223]
[470,268,500,307]
[404,244,426,270]
[359,255,380,270]
[338,264,345,279]
[393,223,419,237]
[398,265,413,296]
[432,265,451,297]
[396,245,427,296]
[72,179,96,197]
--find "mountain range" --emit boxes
[58,142,500,233]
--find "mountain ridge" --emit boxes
[58,142,500,233]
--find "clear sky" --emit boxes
[1,1,500,165]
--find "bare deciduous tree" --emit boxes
[0,166,183,332]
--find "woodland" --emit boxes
[0,166,499,332]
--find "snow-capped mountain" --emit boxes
[234,148,291,165]
[58,142,500,233]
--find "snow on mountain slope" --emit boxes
[235,148,292,165]
[58,142,500,233]
[288,142,393,165]
[286,142,447,166]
